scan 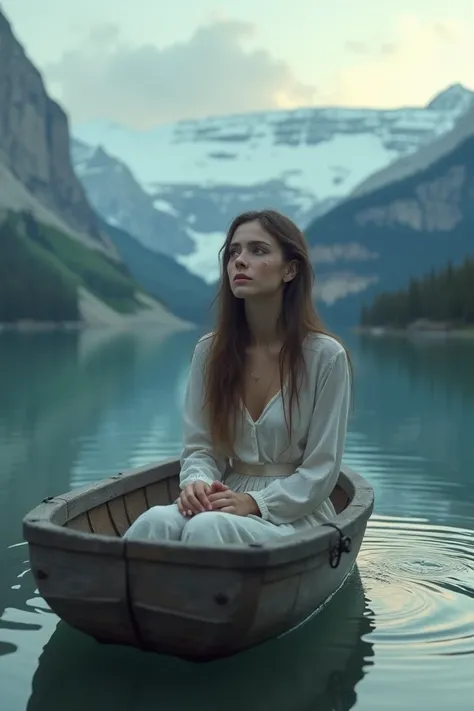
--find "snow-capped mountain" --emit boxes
[304,102,474,326]
[71,84,473,284]
[351,87,474,199]
[71,140,192,254]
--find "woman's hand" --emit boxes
[208,489,261,517]
[178,480,228,516]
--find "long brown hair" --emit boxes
[202,209,350,456]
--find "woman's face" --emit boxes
[226,220,296,299]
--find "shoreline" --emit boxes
[0,318,197,334]
[0,320,83,333]
[352,325,474,340]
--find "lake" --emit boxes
[1,326,473,711]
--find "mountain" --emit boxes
[0,11,113,252]
[0,210,190,330]
[71,140,190,254]
[426,83,472,112]
[70,85,472,280]
[0,9,190,331]
[71,141,216,322]
[304,132,474,327]
[351,87,474,199]
[99,218,216,326]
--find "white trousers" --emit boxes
[123,504,304,546]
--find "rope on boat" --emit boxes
[322,522,352,568]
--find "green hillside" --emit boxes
[360,257,474,328]
[0,211,149,323]
[100,218,215,325]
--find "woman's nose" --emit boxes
[235,252,247,266]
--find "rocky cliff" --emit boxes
[305,133,474,327]
[0,10,196,330]
[0,11,108,249]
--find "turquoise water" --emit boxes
[1,328,473,710]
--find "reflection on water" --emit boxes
[0,329,474,710]
[23,569,373,711]
[345,334,474,528]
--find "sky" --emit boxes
[2,0,473,129]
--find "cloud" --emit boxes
[45,20,316,129]
[331,15,472,108]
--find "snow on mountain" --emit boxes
[351,89,474,199]
[71,84,472,284]
[71,138,191,254]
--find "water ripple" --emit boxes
[359,516,474,660]
[2,514,474,710]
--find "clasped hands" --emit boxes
[177,480,260,518]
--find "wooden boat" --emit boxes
[22,458,374,662]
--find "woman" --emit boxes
[124,209,352,546]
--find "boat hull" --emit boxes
[23,459,374,661]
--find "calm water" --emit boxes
[1,327,473,710]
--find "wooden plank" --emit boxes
[222,568,263,643]
[107,497,130,536]
[65,479,126,520]
[263,550,323,582]
[128,559,262,659]
[28,542,138,647]
[337,469,356,499]
[128,558,257,657]
[126,537,270,568]
[88,504,117,537]
[288,524,368,628]
[128,558,246,623]
[58,458,181,520]
[23,498,68,526]
[350,482,375,508]
[340,466,375,502]
[291,552,352,624]
[66,512,92,533]
[125,502,371,570]
[263,503,372,567]
[25,500,371,569]
[23,463,373,569]
[145,479,170,507]
[124,489,148,524]
[247,573,301,642]
[23,464,371,528]
[128,606,236,660]
[330,484,350,513]
[167,475,180,503]
[23,521,125,556]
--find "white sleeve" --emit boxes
[246,348,351,524]
[179,343,228,489]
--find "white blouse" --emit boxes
[179,332,351,526]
